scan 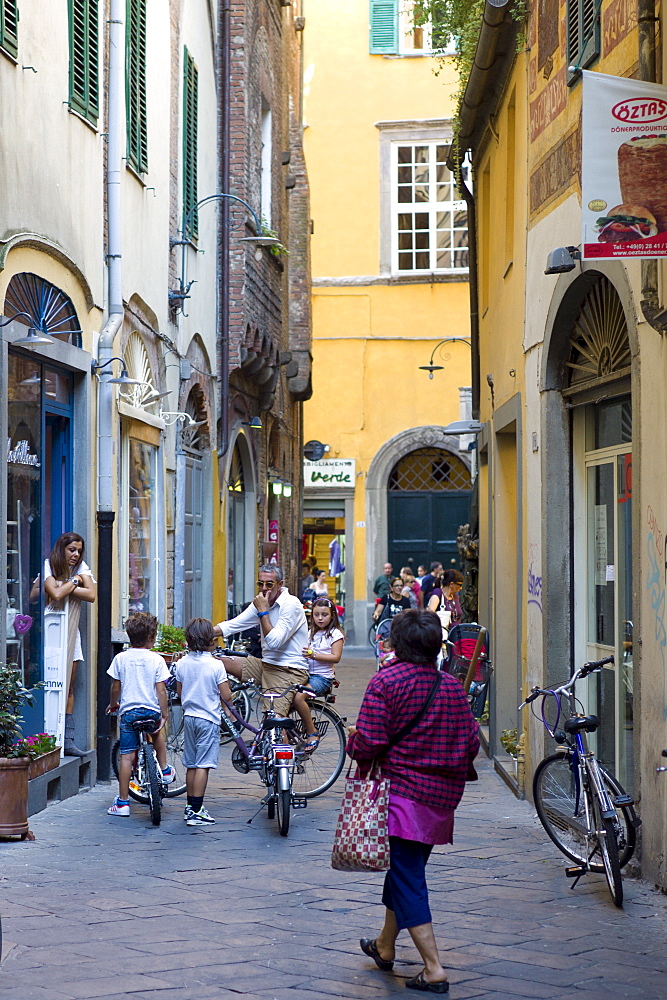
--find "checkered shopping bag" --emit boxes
[331,765,390,872]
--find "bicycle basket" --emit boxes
[445,652,492,685]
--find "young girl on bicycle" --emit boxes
[293,598,344,751]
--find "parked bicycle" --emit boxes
[222,682,347,834]
[111,717,185,826]
[520,655,639,907]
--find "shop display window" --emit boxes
[128,439,157,615]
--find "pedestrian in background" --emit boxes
[419,561,442,609]
[373,578,411,625]
[348,609,479,994]
[428,569,464,627]
[400,567,420,608]
[373,562,393,600]
[313,570,329,597]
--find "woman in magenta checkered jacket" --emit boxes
[347,609,479,995]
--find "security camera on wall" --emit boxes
[544,246,581,275]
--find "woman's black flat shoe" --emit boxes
[405,971,449,993]
[360,938,394,971]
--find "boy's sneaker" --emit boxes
[183,805,194,822]
[186,806,215,826]
[108,797,130,816]
[161,765,176,784]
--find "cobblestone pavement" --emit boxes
[2,653,667,1000]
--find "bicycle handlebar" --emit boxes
[215,647,250,658]
[518,655,615,709]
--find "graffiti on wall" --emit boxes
[527,543,542,613]
[646,505,667,715]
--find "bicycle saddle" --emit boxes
[564,714,600,733]
[263,717,296,731]
[130,719,159,733]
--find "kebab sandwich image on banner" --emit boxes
[582,71,667,259]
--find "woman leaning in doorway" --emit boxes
[44,532,96,757]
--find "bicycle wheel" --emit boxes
[144,746,162,826]
[367,621,378,648]
[164,705,187,798]
[289,703,346,798]
[533,752,635,870]
[597,808,623,907]
[276,787,290,836]
[112,739,149,804]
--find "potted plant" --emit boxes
[0,664,36,837]
[153,624,187,664]
[14,733,61,780]
[500,727,519,776]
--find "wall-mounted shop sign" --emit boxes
[304,459,355,488]
[582,70,667,259]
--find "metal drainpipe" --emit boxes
[96,0,124,780]
[460,175,480,420]
[218,4,231,459]
[638,0,667,332]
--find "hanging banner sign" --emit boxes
[582,70,667,259]
[304,459,355,488]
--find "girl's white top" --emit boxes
[43,559,96,662]
[305,627,344,678]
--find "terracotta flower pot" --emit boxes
[28,748,61,780]
[0,757,30,837]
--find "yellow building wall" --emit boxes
[303,1,472,636]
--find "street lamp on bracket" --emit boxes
[418,337,472,379]
[168,193,283,315]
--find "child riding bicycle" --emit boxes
[106,613,174,817]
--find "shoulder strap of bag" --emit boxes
[384,669,442,752]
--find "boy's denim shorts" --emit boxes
[119,708,161,754]
[306,674,333,697]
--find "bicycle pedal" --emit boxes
[613,794,634,807]
[129,780,142,793]
[291,796,308,809]
[565,865,586,878]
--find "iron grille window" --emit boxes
[182,48,199,241]
[388,448,471,491]
[68,0,99,124]
[0,0,18,58]
[126,0,148,173]
[566,0,600,85]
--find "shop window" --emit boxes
[127,439,157,614]
[4,273,82,346]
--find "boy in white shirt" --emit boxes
[106,612,174,816]
[172,618,232,826]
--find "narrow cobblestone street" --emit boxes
[2,655,667,1000]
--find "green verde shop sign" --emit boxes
[304,459,356,487]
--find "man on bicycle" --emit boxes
[213,564,310,716]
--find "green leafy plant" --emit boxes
[12,733,58,759]
[153,624,187,655]
[261,219,289,258]
[0,664,37,758]
[414,0,528,176]
[500,727,519,757]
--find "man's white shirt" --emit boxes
[217,588,309,671]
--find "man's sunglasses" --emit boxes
[256,580,278,588]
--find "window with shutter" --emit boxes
[0,0,18,58]
[566,0,600,85]
[68,0,99,124]
[370,0,398,54]
[182,48,199,241]
[126,0,148,173]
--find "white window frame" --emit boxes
[261,103,272,228]
[119,432,164,623]
[390,139,468,275]
[398,1,457,55]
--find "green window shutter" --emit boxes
[182,48,199,240]
[566,0,600,84]
[126,0,148,173]
[0,0,19,58]
[68,0,99,124]
[369,0,397,54]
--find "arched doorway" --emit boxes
[226,436,256,617]
[566,276,633,790]
[387,446,472,573]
